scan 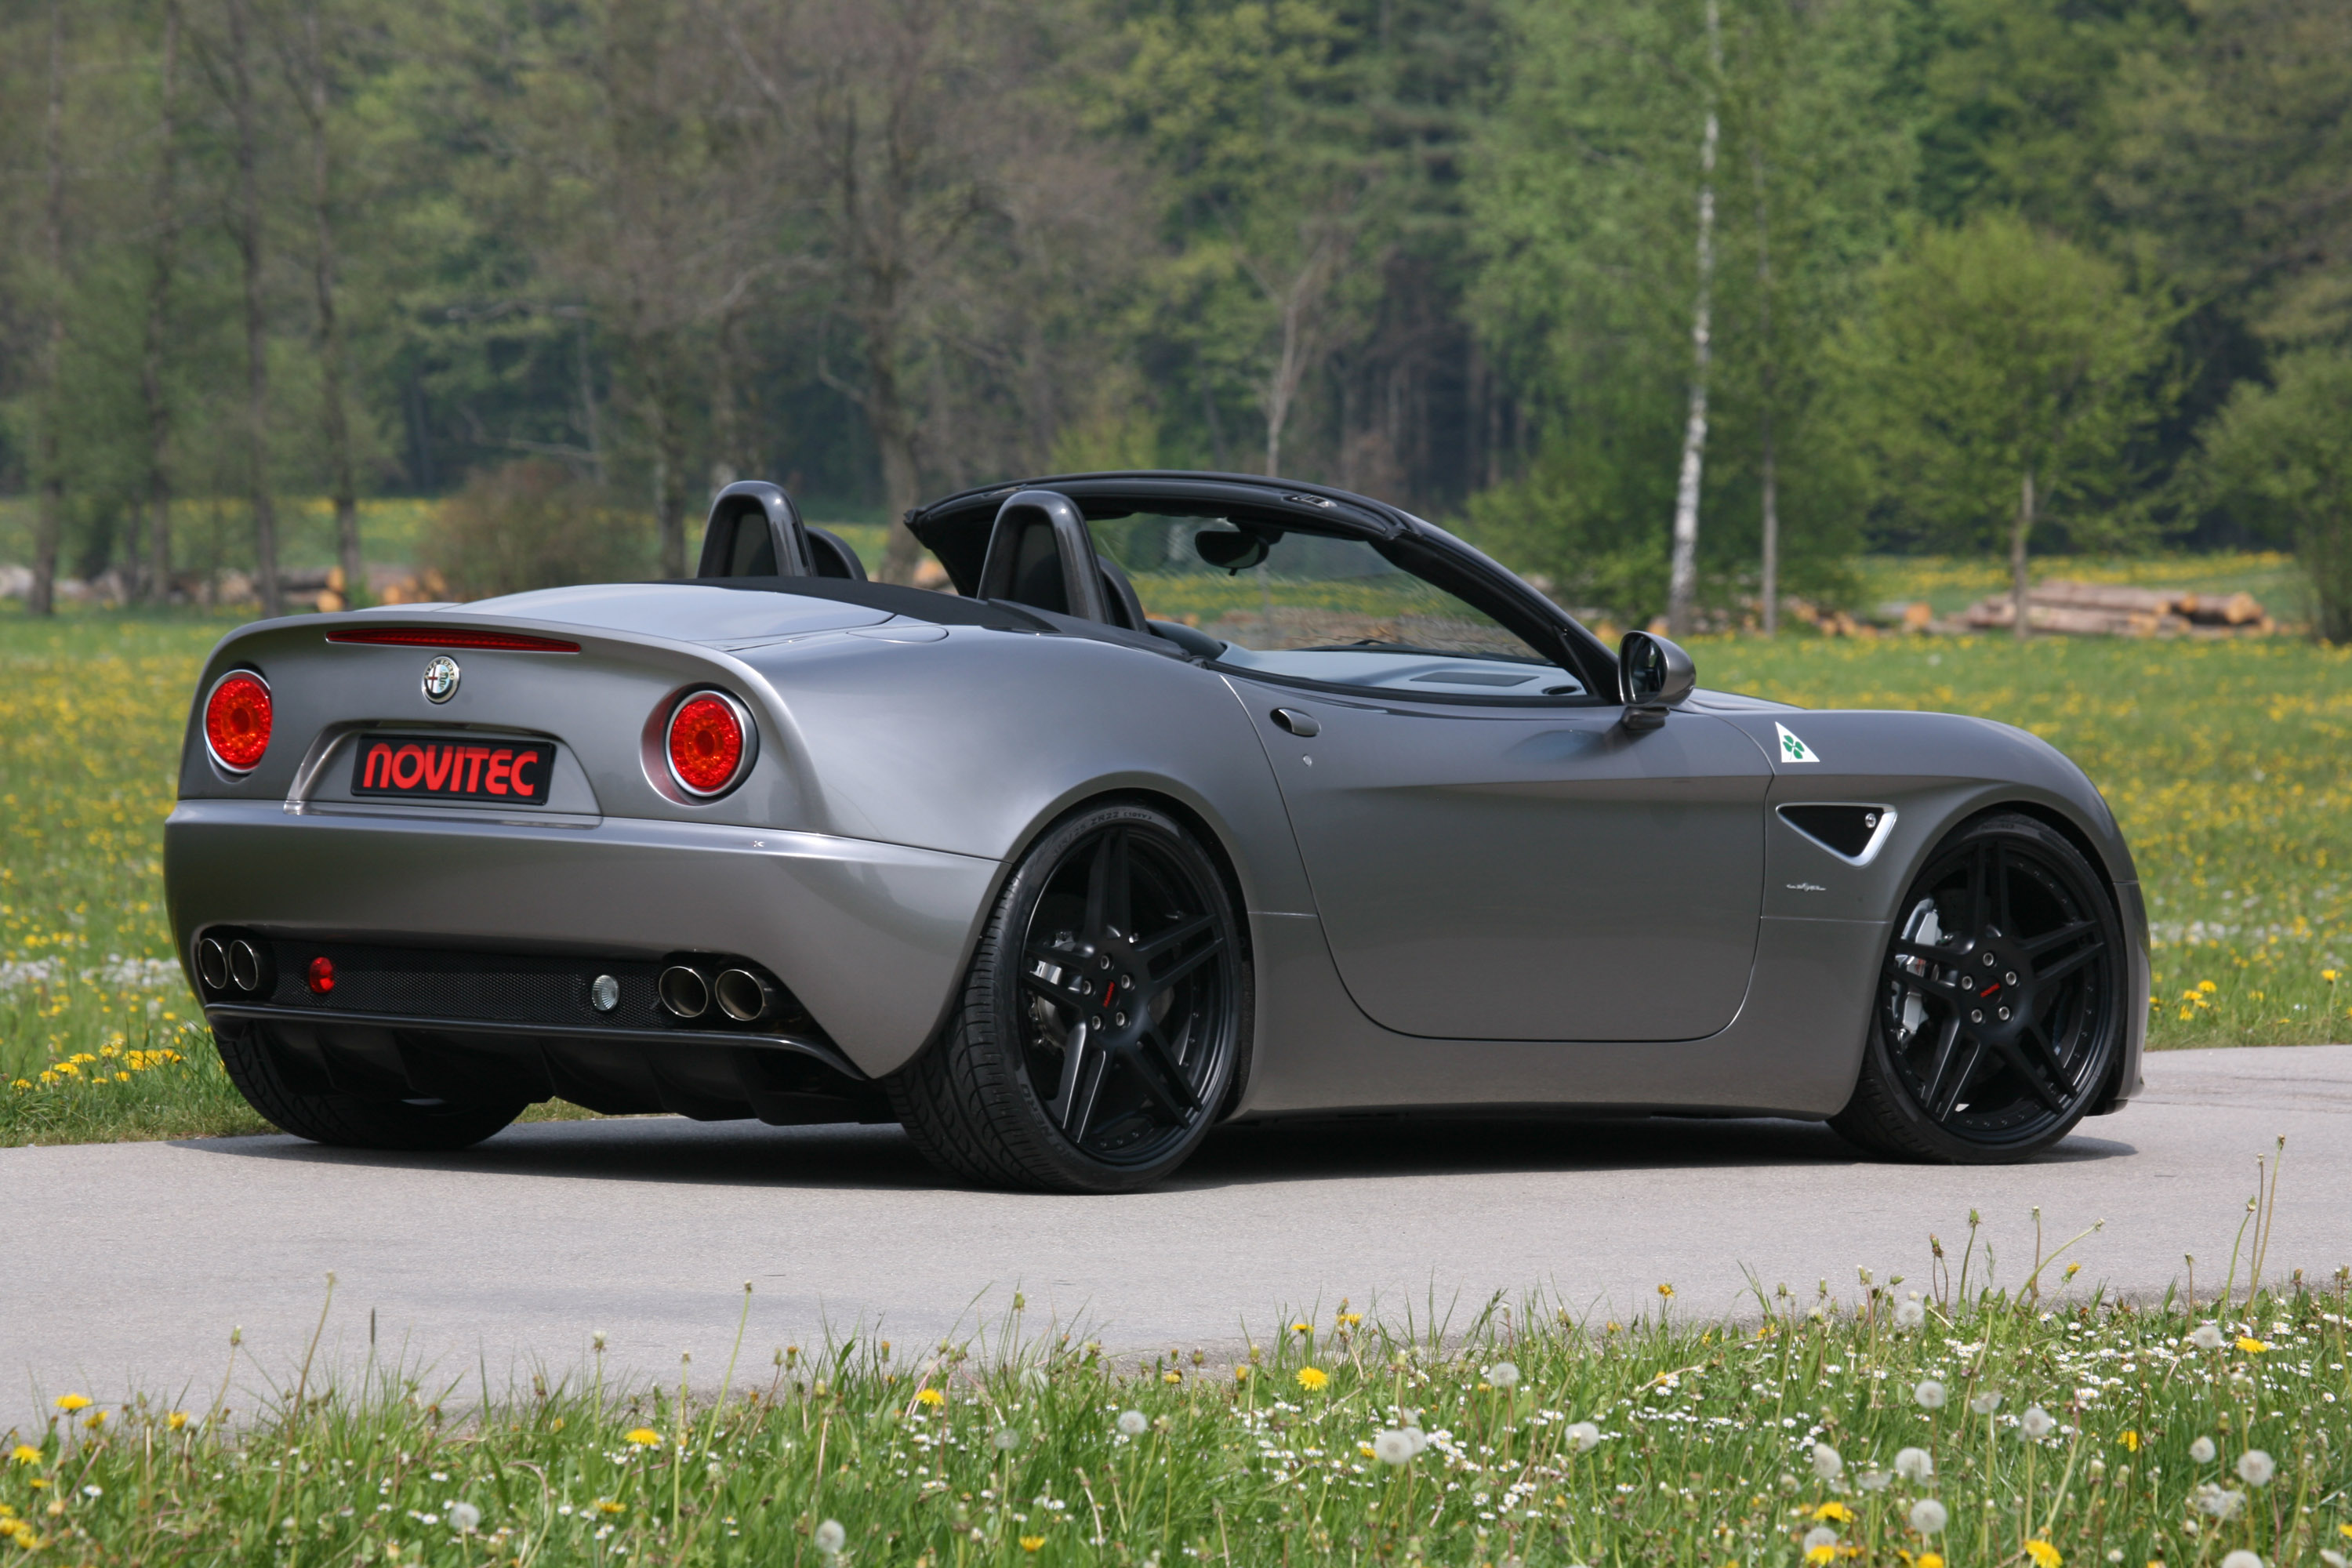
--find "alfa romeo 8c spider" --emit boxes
[164,472,2146,1190]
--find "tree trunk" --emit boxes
[30,2,67,619]
[1665,0,1722,640]
[637,344,691,578]
[142,0,182,605]
[871,339,923,583]
[300,4,360,608]
[1751,108,1778,638]
[2011,466,2035,641]
[226,0,282,619]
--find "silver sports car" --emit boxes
[165,472,2146,1190]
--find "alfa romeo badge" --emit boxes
[421,655,461,703]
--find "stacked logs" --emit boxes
[1956,581,2271,637]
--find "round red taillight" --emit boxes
[666,691,750,797]
[204,671,274,773]
[306,956,336,995]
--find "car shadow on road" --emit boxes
[176,1109,2135,1192]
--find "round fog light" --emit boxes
[590,974,621,1013]
[306,956,336,996]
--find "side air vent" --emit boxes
[1778,804,1896,865]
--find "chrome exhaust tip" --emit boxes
[713,968,774,1023]
[195,936,229,991]
[658,965,711,1019]
[227,939,264,993]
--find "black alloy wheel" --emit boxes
[888,800,1250,1192]
[1832,812,2126,1163]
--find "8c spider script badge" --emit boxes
[421,655,461,702]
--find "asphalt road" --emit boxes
[6,1045,2348,1423]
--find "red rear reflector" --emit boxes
[203,672,274,772]
[326,628,580,652]
[307,956,336,995]
[666,692,749,796]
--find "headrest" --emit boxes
[975,489,1112,622]
[695,481,865,580]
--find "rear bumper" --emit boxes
[165,800,1000,1077]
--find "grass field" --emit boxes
[2,578,2346,1147]
[3,1269,2347,1567]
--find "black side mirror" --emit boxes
[1196,528,1272,574]
[1618,630,1696,733]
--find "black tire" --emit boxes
[1832,811,2126,1163]
[888,800,1251,1192]
[215,1024,526,1152]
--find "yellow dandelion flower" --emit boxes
[1812,1502,1853,1523]
[1290,1321,1311,1336]
[1233,1366,1250,1382]
[1657,1282,1675,1298]
[1338,1312,1363,1327]
[2118,1429,2139,1451]
[623,1428,662,1446]
[2197,979,2216,993]
[2325,969,2339,983]
[2024,1540,2063,1568]
[9,1446,40,1465]
[596,1500,626,1515]
[1806,1547,1835,1566]
[1917,1555,1944,1568]
[2235,1336,2269,1353]
[165,1412,188,1430]
[82,1410,107,1428]
[1020,1536,1046,1552]
[53,1395,91,1413]
[916,1388,945,1407]
[1162,1370,1182,1385]
[1295,1367,1329,1392]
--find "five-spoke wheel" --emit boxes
[889,800,1249,1191]
[1832,812,2127,1162]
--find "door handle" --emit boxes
[1272,707,1320,738]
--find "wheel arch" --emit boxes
[982,780,1261,1119]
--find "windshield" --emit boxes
[1090,515,1582,696]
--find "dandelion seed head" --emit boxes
[1809,1443,1842,1480]
[1894,1300,1926,1330]
[1895,1446,1934,1482]
[2020,1406,2056,1440]
[993,1428,1022,1452]
[2221,1553,2263,1568]
[448,1503,481,1534]
[2190,1323,2226,1351]
[813,1519,847,1555]
[1116,1410,1148,1437]
[2236,1449,2274,1486]
[2190,1436,2218,1464]
[1909,1498,1947,1535]
[1802,1526,1840,1552]
[1914,1378,1947,1409]
[1486,1361,1520,1389]
[1565,1421,1602,1453]
[1969,1391,2002,1415]
[1372,1429,1417,1465]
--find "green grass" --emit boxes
[5,1269,2349,1567]
[3,605,2346,1149]
[1857,552,2309,624]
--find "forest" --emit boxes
[0,0,2347,636]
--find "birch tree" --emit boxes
[1664,0,1722,637]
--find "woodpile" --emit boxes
[1955,580,2272,637]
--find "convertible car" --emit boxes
[165,471,2146,1190]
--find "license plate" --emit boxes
[349,734,557,806]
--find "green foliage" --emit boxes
[1832,213,2174,556]
[418,462,652,602]
[5,1280,2350,1564]
[2199,349,2352,642]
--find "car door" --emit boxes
[1230,681,1773,1041]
